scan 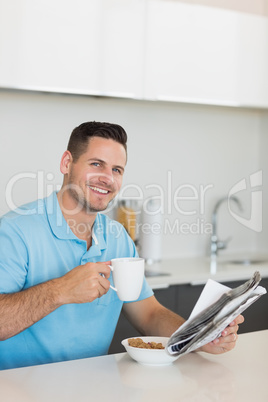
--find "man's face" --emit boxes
[66,137,126,214]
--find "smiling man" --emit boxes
[0,122,243,370]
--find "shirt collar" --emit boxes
[45,191,107,250]
[91,213,107,251]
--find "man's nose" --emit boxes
[98,168,114,185]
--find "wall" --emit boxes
[0,89,265,258]
[259,111,268,252]
[177,0,268,16]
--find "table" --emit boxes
[0,330,267,402]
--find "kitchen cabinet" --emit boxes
[98,0,145,98]
[108,279,268,354]
[0,0,144,98]
[235,12,268,107]
[0,0,102,94]
[1,0,267,107]
[144,0,268,107]
[144,1,237,105]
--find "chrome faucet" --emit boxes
[211,196,243,258]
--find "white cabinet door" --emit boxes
[236,12,268,107]
[99,0,145,98]
[144,0,238,105]
[0,0,145,98]
[0,0,102,94]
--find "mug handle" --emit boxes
[100,266,117,292]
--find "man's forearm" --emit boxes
[143,306,185,337]
[123,297,186,338]
[0,279,62,341]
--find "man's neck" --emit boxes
[57,189,97,249]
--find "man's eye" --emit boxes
[91,162,100,167]
[113,168,121,174]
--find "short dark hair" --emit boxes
[67,121,127,162]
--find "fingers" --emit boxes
[199,315,244,355]
[229,314,244,326]
[200,332,238,354]
[214,330,238,344]
[218,314,244,341]
[214,331,238,351]
[98,272,112,293]
[61,262,113,303]
[221,323,239,338]
[212,320,240,351]
[81,263,111,298]
[95,262,112,279]
[205,328,238,354]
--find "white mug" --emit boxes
[109,257,145,301]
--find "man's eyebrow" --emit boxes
[87,158,105,163]
[87,158,125,172]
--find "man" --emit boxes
[0,122,243,370]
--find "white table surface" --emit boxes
[1,330,267,402]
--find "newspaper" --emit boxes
[166,271,267,357]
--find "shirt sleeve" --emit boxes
[130,276,154,303]
[0,216,28,293]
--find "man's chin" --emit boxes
[83,201,111,214]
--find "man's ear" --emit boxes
[60,151,73,175]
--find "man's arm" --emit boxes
[0,280,61,340]
[0,262,111,341]
[123,295,244,355]
[123,295,185,337]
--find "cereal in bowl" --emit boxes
[128,338,164,349]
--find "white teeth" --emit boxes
[89,186,108,194]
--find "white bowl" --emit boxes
[121,336,180,366]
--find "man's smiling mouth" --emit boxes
[88,186,109,194]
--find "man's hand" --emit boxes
[198,314,245,355]
[57,261,112,304]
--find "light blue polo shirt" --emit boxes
[0,192,153,370]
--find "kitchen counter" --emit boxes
[0,330,267,402]
[145,255,268,289]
